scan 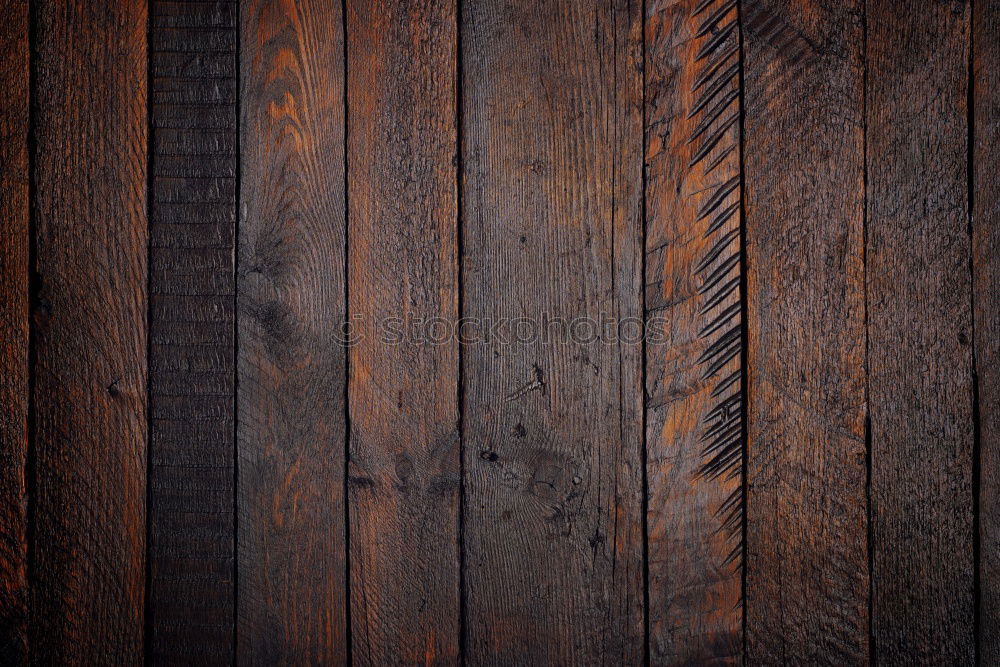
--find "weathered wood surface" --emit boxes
[644,0,743,662]
[0,0,28,661]
[148,0,237,661]
[346,1,460,663]
[3,2,997,663]
[238,0,348,662]
[866,0,975,662]
[976,1,1000,663]
[744,0,869,662]
[461,0,645,663]
[30,0,148,662]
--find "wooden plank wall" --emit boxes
[0,0,995,664]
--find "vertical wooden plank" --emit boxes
[744,0,868,662]
[975,0,1000,661]
[30,0,148,662]
[977,0,1000,662]
[866,0,975,662]
[0,0,29,662]
[238,0,348,662]
[462,0,645,663]
[148,0,237,662]
[346,1,460,663]
[644,0,743,661]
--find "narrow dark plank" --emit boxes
[462,1,644,663]
[644,0,743,661]
[977,1,1000,661]
[346,1,460,663]
[30,0,148,662]
[866,0,975,662]
[148,0,236,661]
[743,0,868,662]
[0,0,29,661]
[238,0,348,661]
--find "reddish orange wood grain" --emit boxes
[644,0,744,661]
[238,0,349,662]
[0,2,992,662]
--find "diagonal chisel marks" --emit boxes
[742,0,817,65]
[644,0,743,662]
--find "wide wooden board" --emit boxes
[866,0,975,662]
[346,0,461,662]
[31,1,148,661]
[744,0,869,662]
[462,0,645,662]
[238,0,348,661]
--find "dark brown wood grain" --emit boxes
[346,1,460,663]
[644,0,743,661]
[238,0,348,662]
[30,0,148,662]
[147,0,237,661]
[461,0,645,663]
[744,0,868,662]
[866,0,975,662]
[0,0,28,662]
[3,3,993,662]
[976,1,1000,662]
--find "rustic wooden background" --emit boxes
[0,0,996,664]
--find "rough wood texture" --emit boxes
[148,0,237,661]
[461,0,645,663]
[744,0,868,662]
[238,0,348,662]
[30,0,148,662]
[346,1,460,663]
[0,0,28,661]
[976,1,1000,662]
[5,4,995,663]
[866,0,975,662]
[644,0,743,661]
